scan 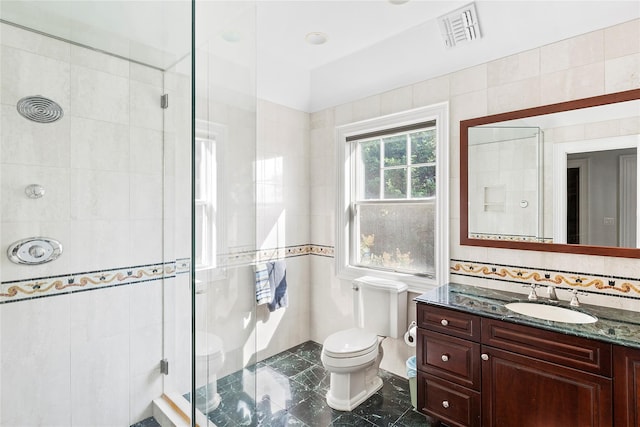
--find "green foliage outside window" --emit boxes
[359,130,436,200]
[355,127,437,275]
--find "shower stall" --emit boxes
[0,1,257,425]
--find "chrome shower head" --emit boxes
[16,95,64,123]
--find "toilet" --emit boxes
[194,282,225,412]
[321,276,407,411]
[195,331,225,411]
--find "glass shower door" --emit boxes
[191,1,259,425]
[0,1,192,425]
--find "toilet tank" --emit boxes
[353,276,408,338]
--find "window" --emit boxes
[195,136,216,269]
[194,120,226,277]
[336,104,449,289]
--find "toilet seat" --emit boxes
[323,328,378,358]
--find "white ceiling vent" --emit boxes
[438,2,482,49]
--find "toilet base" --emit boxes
[326,373,382,411]
[323,337,386,411]
[195,382,222,413]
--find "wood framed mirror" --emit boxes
[460,88,640,258]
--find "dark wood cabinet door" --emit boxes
[417,371,481,427]
[482,345,613,427]
[613,345,640,427]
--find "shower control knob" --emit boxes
[7,237,62,265]
[28,245,46,258]
[441,354,449,362]
[481,353,489,361]
[440,319,449,326]
[25,184,45,199]
[442,401,450,409]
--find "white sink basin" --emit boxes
[505,302,598,324]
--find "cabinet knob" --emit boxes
[442,401,450,409]
[440,319,449,326]
[441,354,449,362]
[481,353,489,361]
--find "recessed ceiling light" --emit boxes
[305,32,328,45]
[220,30,241,43]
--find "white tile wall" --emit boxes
[604,19,640,60]
[605,53,640,92]
[1,164,70,222]
[540,62,604,104]
[70,65,129,124]
[1,104,70,167]
[70,117,130,172]
[1,45,71,108]
[1,295,72,426]
[540,30,603,74]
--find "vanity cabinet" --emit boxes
[613,345,640,427]
[481,318,612,427]
[416,303,616,427]
[416,305,482,426]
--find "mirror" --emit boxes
[461,88,640,258]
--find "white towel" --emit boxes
[267,260,288,312]
[255,263,271,305]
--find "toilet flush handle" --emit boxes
[352,284,359,291]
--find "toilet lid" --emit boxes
[323,328,378,358]
[195,332,224,357]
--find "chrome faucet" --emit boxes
[569,290,581,307]
[546,285,559,302]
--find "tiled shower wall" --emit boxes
[197,98,313,380]
[254,100,311,362]
[468,134,540,240]
[308,18,640,379]
[0,23,192,426]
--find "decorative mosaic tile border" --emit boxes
[256,244,335,262]
[0,245,335,304]
[469,233,553,243]
[0,260,185,304]
[450,259,640,299]
[176,258,191,275]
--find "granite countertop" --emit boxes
[415,283,640,349]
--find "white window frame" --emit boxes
[335,103,449,292]
[195,120,227,281]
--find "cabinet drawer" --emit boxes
[418,329,481,390]
[417,304,481,341]
[418,371,481,427]
[482,318,612,376]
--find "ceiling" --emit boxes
[2,1,639,112]
[255,0,640,112]
[256,1,469,71]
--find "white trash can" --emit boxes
[406,356,417,409]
